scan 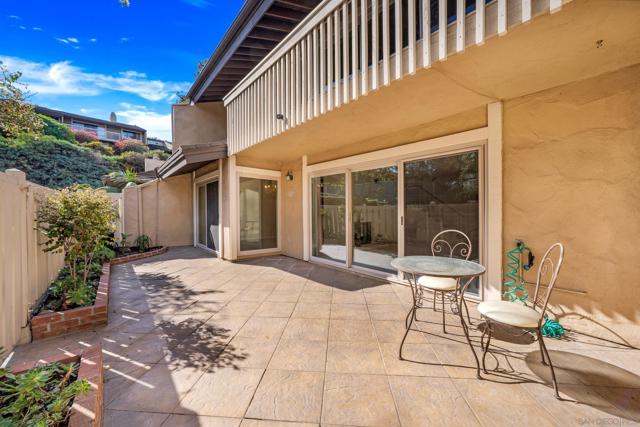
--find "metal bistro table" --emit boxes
[391,255,486,379]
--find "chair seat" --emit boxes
[477,301,541,329]
[417,276,458,291]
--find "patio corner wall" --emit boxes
[502,63,640,346]
[0,169,64,352]
[122,174,193,247]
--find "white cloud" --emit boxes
[8,15,20,20]
[56,37,79,45]
[120,37,129,43]
[32,27,43,31]
[18,25,26,30]
[0,55,190,102]
[117,108,172,141]
[89,38,97,42]
[79,108,96,114]
[181,0,211,7]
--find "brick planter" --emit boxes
[10,345,104,427]
[31,264,110,341]
[110,246,168,265]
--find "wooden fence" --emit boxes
[0,169,64,353]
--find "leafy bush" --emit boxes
[0,134,113,188]
[0,362,90,427]
[36,186,118,291]
[135,234,152,252]
[72,129,98,143]
[146,149,169,160]
[114,138,148,154]
[39,114,74,142]
[0,62,43,137]
[104,167,139,190]
[83,140,114,155]
[106,151,146,172]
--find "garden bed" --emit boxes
[111,245,167,264]
[31,263,110,341]
[4,345,103,427]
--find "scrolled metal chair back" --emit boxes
[532,242,565,323]
[430,229,472,261]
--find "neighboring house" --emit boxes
[35,106,147,145]
[146,137,173,153]
[123,0,640,344]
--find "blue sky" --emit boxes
[0,0,244,140]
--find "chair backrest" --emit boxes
[431,229,472,260]
[532,242,565,322]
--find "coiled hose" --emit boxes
[503,241,530,303]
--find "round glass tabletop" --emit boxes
[391,256,486,278]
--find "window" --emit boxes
[122,130,139,140]
[239,177,278,252]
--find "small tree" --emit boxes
[36,186,118,286]
[114,138,148,154]
[0,62,43,137]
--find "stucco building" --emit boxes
[122,0,640,346]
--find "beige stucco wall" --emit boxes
[281,159,304,259]
[172,102,227,152]
[503,63,640,345]
[123,174,193,247]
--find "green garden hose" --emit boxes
[503,240,565,338]
[503,241,530,303]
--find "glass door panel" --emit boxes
[239,177,278,251]
[352,166,398,273]
[197,185,207,246]
[404,151,481,294]
[312,174,346,264]
[206,181,220,251]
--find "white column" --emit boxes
[486,102,503,301]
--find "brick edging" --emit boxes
[110,246,168,265]
[31,263,110,341]
[10,344,104,427]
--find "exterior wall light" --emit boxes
[285,171,294,181]
[276,113,284,120]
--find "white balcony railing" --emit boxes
[224,0,567,156]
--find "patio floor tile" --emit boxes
[388,376,480,427]
[240,420,317,427]
[298,291,332,304]
[177,367,264,417]
[372,320,428,344]
[281,318,329,342]
[330,303,370,320]
[268,339,327,372]
[237,317,288,341]
[291,303,331,319]
[380,342,448,377]
[328,319,377,342]
[321,372,400,426]
[245,370,324,423]
[326,341,385,374]
[254,301,296,318]
[104,409,169,427]
[161,415,241,427]
[107,364,203,412]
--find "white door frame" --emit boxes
[303,124,501,301]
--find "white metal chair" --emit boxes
[477,242,565,399]
[417,229,472,333]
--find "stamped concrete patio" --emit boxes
[10,247,640,426]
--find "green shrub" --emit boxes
[83,140,114,155]
[146,149,169,160]
[135,234,152,252]
[0,134,113,188]
[36,185,118,307]
[106,151,146,172]
[114,138,148,154]
[39,114,74,142]
[0,362,90,427]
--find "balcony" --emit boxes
[223,0,567,156]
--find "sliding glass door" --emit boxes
[196,180,220,252]
[352,166,398,273]
[312,174,346,264]
[310,148,482,295]
[404,151,481,294]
